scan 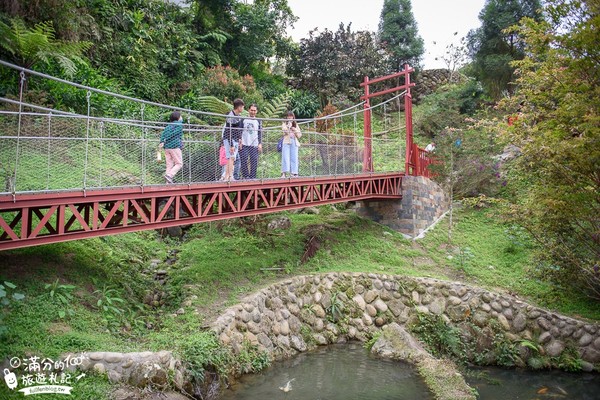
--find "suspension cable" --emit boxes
[140,103,146,188]
[46,113,52,190]
[99,120,104,187]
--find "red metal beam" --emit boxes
[359,67,414,87]
[361,82,416,101]
[362,76,373,172]
[0,174,403,251]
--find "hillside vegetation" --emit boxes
[2,201,598,357]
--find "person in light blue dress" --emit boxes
[280,111,301,178]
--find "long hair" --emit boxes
[286,110,296,127]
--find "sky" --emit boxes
[286,0,486,69]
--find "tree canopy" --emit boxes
[217,0,297,74]
[467,0,542,99]
[287,23,387,106]
[0,0,297,103]
[378,0,424,71]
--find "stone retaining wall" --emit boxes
[212,273,600,368]
[414,69,465,101]
[75,350,190,393]
[357,175,449,237]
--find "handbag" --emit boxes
[277,137,283,152]
[219,146,228,166]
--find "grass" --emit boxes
[1,202,599,399]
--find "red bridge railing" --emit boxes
[407,143,435,178]
[0,174,402,251]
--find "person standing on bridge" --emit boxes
[240,104,263,179]
[280,111,301,178]
[222,98,245,182]
[159,111,184,184]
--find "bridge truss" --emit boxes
[0,174,402,250]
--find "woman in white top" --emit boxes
[280,111,302,178]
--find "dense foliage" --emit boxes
[0,19,91,76]
[499,0,600,299]
[0,0,296,105]
[1,0,596,316]
[219,0,297,74]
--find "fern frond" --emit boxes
[33,21,56,41]
[196,96,231,115]
[262,90,292,119]
[0,21,17,54]
[54,54,78,77]
[0,19,91,75]
[198,30,230,46]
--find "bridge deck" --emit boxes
[0,173,403,250]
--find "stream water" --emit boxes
[219,343,600,400]
[219,343,433,400]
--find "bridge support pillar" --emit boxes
[356,176,449,238]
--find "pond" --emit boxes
[220,343,600,400]
[466,366,600,400]
[220,343,433,400]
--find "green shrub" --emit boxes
[193,66,262,105]
[414,79,484,138]
[235,341,271,374]
[492,332,520,367]
[364,331,382,351]
[43,279,76,319]
[553,345,583,372]
[410,312,466,362]
[326,291,345,323]
[527,356,548,370]
[181,332,233,384]
[290,89,321,119]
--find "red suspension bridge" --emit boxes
[0,62,433,251]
